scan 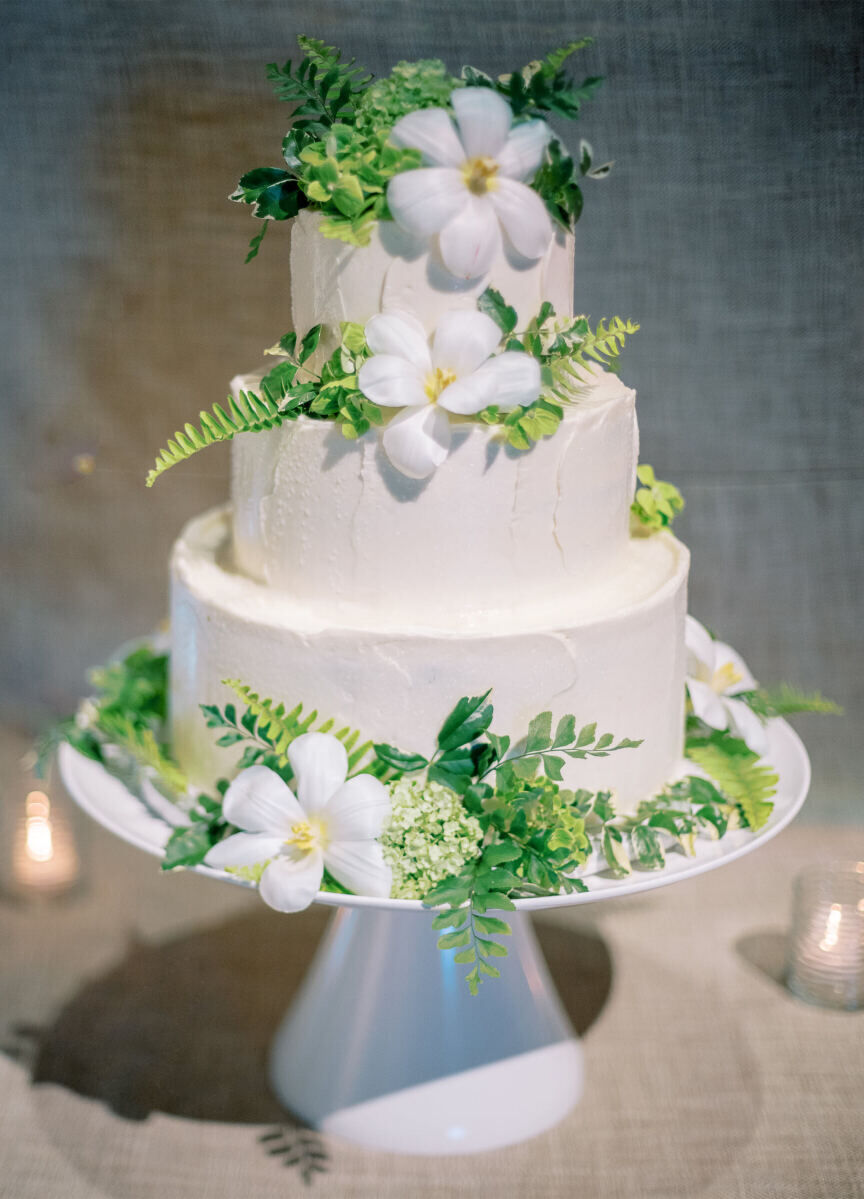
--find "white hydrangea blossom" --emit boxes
[381,778,484,899]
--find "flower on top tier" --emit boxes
[357,308,541,478]
[204,733,392,911]
[386,88,553,280]
[685,616,768,755]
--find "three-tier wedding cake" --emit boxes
[169,201,689,812]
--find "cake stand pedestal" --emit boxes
[58,715,809,1156]
[269,906,581,1153]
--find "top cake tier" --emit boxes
[290,209,574,357]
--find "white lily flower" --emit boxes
[685,615,768,755]
[204,733,392,912]
[387,88,553,279]
[357,308,541,478]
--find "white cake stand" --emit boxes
[59,717,809,1155]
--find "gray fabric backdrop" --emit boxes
[2,0,861,820]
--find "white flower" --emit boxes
[357,308,541,478]
[204,733,392,912]
[686,616,768,755]
[387,88,553,279]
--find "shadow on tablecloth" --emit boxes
[14,909,613,1125]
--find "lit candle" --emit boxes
[11,790,81,897]
[787,863,864,1011]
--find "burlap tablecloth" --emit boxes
[1,799,862,1198]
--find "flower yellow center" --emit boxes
[424,366,457,402]
[712,661,743,694]
[462,155,499,195]
[285,819,325,854]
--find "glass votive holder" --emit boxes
[0,748,87,904]
[786,862,864,1011]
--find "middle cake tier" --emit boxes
[231,372,639,623]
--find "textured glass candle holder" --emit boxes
[786,862,864,1011]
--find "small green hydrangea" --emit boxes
[356,59,460,132]
[381,779,483,900]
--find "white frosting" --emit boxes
[289,209,574,355]
[231,369,639,620]
[170,507,689,812]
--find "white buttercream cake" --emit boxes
[169,211,690,813]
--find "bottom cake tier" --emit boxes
[170,508,690,812]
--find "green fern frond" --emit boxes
[96,713,188,795]
[740,685,843,719]
[576,316,640,366]
[145,389,288,487]
[686,742,778,832]
[221,680,377,774]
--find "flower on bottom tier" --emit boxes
[685,616,768,755]
[387,88,553,279]
[204,733,392,911]
[357,308,541,478]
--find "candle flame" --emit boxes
[25,790,55,863]
[818,903,843,952]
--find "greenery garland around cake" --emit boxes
[231,36,610,261]
[145,288,660,488]
[43,628,839,994]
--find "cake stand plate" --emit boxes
[58,718,810,1155]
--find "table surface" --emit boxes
[1,787,863,1199]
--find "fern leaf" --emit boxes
[145,389,288,486]
[221,680,377,774]
[686,742,777,832]
[97,714,188,795]
[741,685,842,718]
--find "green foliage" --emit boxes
[465,38,602,122]
[145,383,295,487]
[475,294,639,452]
[685,726,778,832]
[207,680,382,778]
[237,36,606,257]
[266,37,372,136]
[37,645,187,799]
[736,685,842,719]
[631,465,685,533]
[477,287,518,335]
[356,59,459,131]
[97,714,188,795]
[145,319,384,484]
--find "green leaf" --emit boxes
[553,714,576,747]
[476,937,508,959]
[738,685,842,718]
[472,914,512,935]
[438,928,472,950]
[540,38,594,77]
[454,947,477,964]
[602,825,631,877]
[576,721,597,748]
[298,324,322,364]
[526,710,552,752]
[686,739,778,832]
[163,823,219,870]
[231,167,304,220]
[482,842,522,866]
[631,824,665,870]
[436,690,494,753]
[373,743,428,772]
[244,222,269,263]
[477,287,517,335]
[431,907,469,930]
